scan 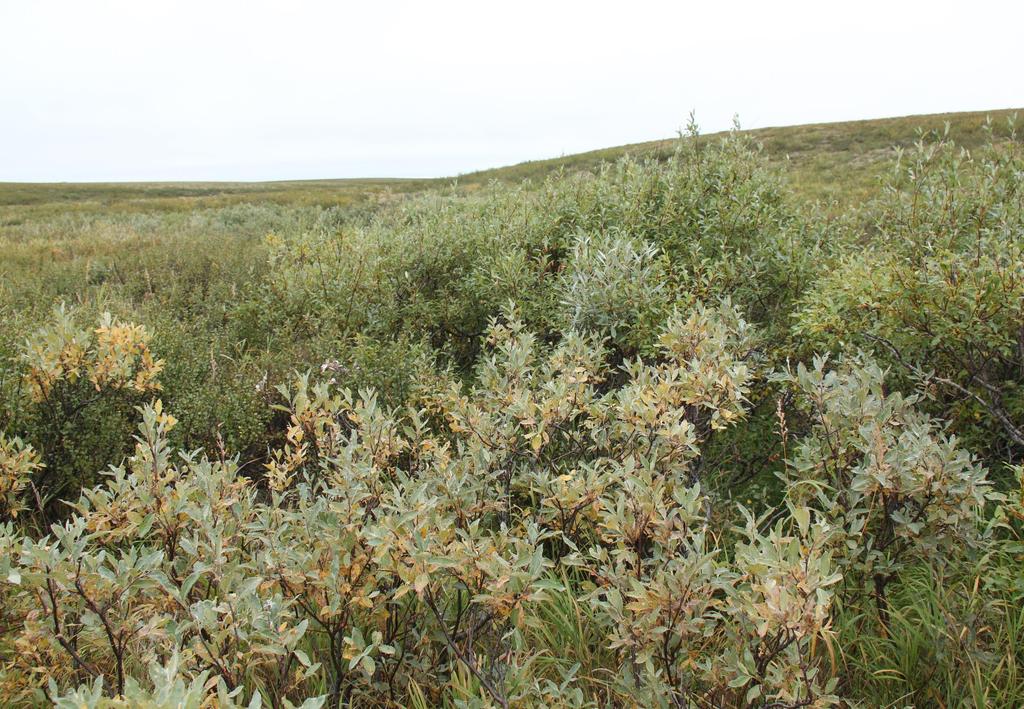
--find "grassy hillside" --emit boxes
[2,108,1019,217]
[457,107,1023,202]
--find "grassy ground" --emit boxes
[0,178,432,221]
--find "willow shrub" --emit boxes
[0,297,996,707]
[794,120,1024,464]
[8,306,164,513]
[261,127,809,376]
[778,356,993,620]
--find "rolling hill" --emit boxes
[1,107,1019,217]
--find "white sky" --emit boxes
[0,0,1020,182]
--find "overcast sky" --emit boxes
[0,0,1020,182]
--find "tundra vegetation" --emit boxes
[1,110,1023,707]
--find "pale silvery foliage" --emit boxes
[779,356,994,616]
[558,229,670,352]
[0,303,991,707]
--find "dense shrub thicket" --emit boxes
[1,121,1023,707]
